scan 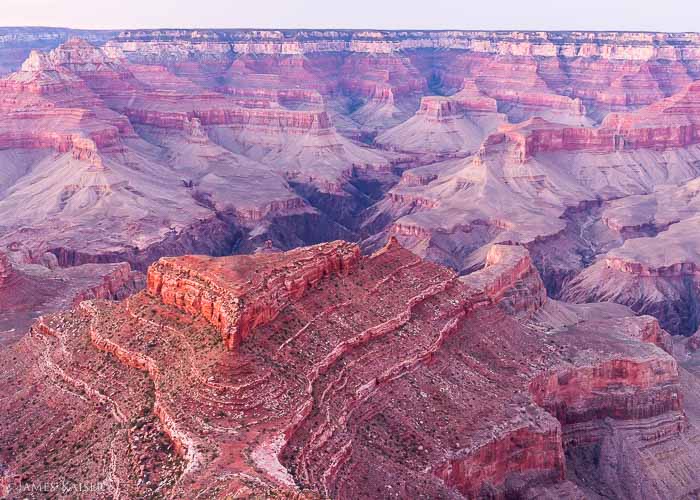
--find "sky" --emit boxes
[2,0,699,32]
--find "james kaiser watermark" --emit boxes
[1,474,108,498]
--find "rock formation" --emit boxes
[0,250,143,347]
[2,241,700,498]
[560,177,700,335]
[146,241,360,348]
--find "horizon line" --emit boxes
[2,26,700,35]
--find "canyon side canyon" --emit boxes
[2,28,700,498]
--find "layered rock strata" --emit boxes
[0,251,143,346]
[146,241,361,348]
[2,241,699,498]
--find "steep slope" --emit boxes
[374,120,700,272]
[0,40,371,269]
[5,30,700,446]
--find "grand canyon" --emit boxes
[2,27,700,498]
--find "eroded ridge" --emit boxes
[2,241,700,498]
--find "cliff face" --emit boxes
[96,30,700,59]
[495,82,700,160]
[561,256,700,336]
[3,241,700,498]
[146,241,360,348]
[560,190,700,336]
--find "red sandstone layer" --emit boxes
[146,241,361,349]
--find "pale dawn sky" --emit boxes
[2,0,699,32]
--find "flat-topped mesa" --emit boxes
[601,80,700,149]
[530,357,681,425]
[121,102,334,134]
[146,241,361,349]
[416,88,498,121]
[490,87,585,115]
[494,118,613,162]
[490,83,700,160]
[415,96,464,121]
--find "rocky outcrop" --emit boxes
[146,241,361,348]
[561,232,700,336]
[460,244,544,309]
[531,357,681,424]
[375,82,504,154]
[458,77,696,164]
[492,82,700,161]
[0,252,12,287]
[70,262,142,305]
[0,43,131,159]
[4,30,700,300]
[121,103,334,132]
[5,26,700,497]
[432,418,566,498]
[0,255,144,347]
